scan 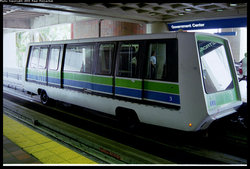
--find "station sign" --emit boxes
[167,17,247,31]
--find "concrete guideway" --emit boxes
[3,91,247,165]
[3,114,98,165]
[3,98,173,164]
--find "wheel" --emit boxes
[40,90,50,105]
[116,109,139,131]
[123,113,139,129]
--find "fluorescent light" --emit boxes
[185,8,191,12]
[230,3,237,7]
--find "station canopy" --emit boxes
[3,3,247,30]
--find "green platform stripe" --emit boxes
[144,80,179,94]
[115,78,142,89]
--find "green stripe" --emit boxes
[115,78,142,89]
[144,80,179,94]
[28,69,59,79]
[27,69,179,95]
[93,75,113,86]
[196,34,225,44]
[63,72,112,86]
[196,34,241,109]
[206,89,238,110]
[27,68,46,76]
[48,70,60,78]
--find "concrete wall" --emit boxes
[31,14,89,29]
[72,19,146,39]
[223,27,247,62]
[3,31,17,68]
[146,22,169,34]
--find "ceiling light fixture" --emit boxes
[185,8,191,12]
[230,3,237,7]
[217,9,224,12]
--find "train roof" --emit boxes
[28,32,225,46]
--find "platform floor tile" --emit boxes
[3,136,42,164]
[3,114,98,164]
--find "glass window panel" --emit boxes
[117,43,139,78]
[198,40,234,93]
[146,40,178,82]
[48,47,60,70]
[29,48,39,68]
[64,45,93,73]
[147,43,166,80]
[97,44,114,75]
[38,48,48,69]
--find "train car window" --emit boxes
[146,39,178,82]
[64,44,94,73]
[117,43,140,78]
[29,47,39,68]
[48,47,60,70]
[97,44,114,75]
[198,40,234,93]
[38,47,48,69]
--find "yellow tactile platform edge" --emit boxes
[3,114,98,164]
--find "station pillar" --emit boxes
[71,19,146,39]
[146,22,169,34]
[222,28,247,62]
[3,30,17,68]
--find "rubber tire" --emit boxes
[40,90,50,105]
[117,112,139,130]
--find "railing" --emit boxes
[3,67,24,90]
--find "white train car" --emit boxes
[23,32,242,131]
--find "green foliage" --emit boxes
[16,32,31,67]
[16,24,71,68]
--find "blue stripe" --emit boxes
[27,74,46,82]
[168,17,247,31]
[115,87,142,98]
[63,79,112,94]
[27,74,180,104]
[48,77,60,84]
[144,90,180,104]
[214,32,236,36]
[93,83,113,93]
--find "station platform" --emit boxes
[3,114,98,165]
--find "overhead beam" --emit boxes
[5,3,157,24]
[163,7,247,22]
[3,18,30,29]
[30,14,89,29]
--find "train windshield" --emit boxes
[198,40,234,94]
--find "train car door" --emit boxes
[47,45,63,88]
[94,42,116,95]
[115,41,144,100]
[142,39,180,107]
[26,45,49,85]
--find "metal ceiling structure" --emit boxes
[3,3,247,30]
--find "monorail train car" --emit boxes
[23,32,242,131]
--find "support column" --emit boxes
[3,31,17,68]
[146,22,169,34]
[72,19,146,39]
[99,19,103,37]
[222,27,247,62]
